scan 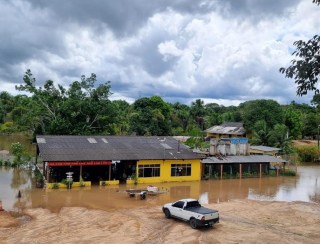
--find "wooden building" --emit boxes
[202,155,287,179]
[36,135,202,188]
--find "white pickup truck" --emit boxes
[162,198,219,229]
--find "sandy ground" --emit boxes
[1,200,320,244]
[293,140,318,146]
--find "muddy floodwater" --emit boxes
[1,166,319,213]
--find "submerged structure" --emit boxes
[201,137,287,179]
[36,135,202,187]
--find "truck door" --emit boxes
[171,201,185,218]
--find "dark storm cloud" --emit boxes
[26,0,301,37]
[220,0,301,18]
[26,0,217,37]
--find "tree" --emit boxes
[268,124,294,155]
[239,99,284,132]
[251,120,271,146]
[279,1,320,96]
[284,107,303,139]
[10,142,31,167]
[311,93,320,108]
[190,99,205,130]
[16,69,115,135]
[129,96,172,136]
[171,102,191,134]
[110,100,131,135]
[0,91,14,123]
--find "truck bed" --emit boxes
[185,206,218,215]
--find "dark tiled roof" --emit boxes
[36,135,200,162]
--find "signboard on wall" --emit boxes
[48,161,112,166]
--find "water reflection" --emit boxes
[0,166,319,213]
[248,166,320,202]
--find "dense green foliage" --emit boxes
[1,69,320,156]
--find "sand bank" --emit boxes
[1,199,319,244]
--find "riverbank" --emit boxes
[1,199,319,244]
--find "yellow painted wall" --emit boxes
[137,159,201,184]
[47,181,91,189]
[100,180,119,185]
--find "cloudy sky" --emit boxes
[0,0,319,106]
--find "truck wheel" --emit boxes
[164,209,171,218]
[190,218,198,229]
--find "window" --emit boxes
[172,201,184,208]
[138,164,160,178]
[171,164,191,177]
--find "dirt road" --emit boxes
[1,199,319,244]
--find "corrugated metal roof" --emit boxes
[205,122,245,135]
[250,146,281,152]
[202,155,287,164]
[36,135,201,162]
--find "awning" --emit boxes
[202,155,287,164]
[48,161,112,166]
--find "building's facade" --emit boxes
[202,137,287,179]
[36,135,202,187]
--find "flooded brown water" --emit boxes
[1,166,319,213]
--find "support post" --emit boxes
[80,165,82,181]
[109,165,111,181]
[259,163,262,178]
[46,166,50,183]
[239,164,242,179]
[220,164,223,180]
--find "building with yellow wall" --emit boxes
[36,135,202,187]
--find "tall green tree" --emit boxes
[268,124,294,155]
[111,100,131,135]
[251,120,271,146]
[170,102,191,134]
[129,96,172,136]
[16,69,115,135]
[311,93,320,109]
[239,99,284,132]
[284,106,303,139]
[279,1,320,96]
[0,91,14,123]
[190,99,205,130]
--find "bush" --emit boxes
[52,183,59,189]
[34,168,43,182]
[79,176,85,187]
[295,145,320,162]
[280,169,296,176]
[3,160,11,167]
[10,142,31,168]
